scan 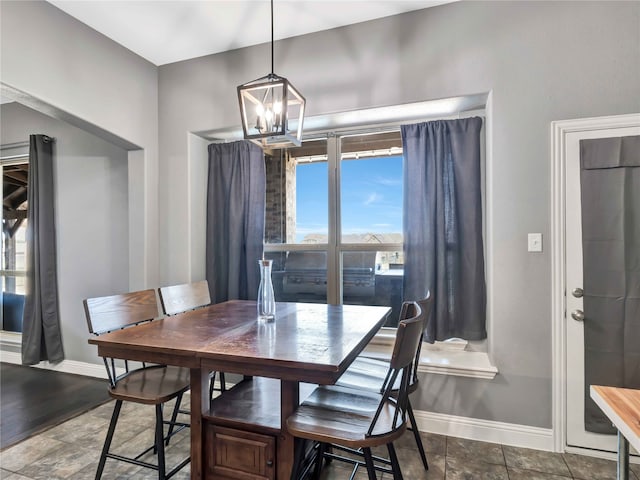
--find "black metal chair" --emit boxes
[333,293,433,471]
[84,289,190,480]
[286,301,424,480]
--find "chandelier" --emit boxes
[237,0,306,148]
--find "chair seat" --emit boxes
[286,384,406,449]
[109,365,190,404]
[336,356,419,395]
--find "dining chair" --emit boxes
[158,280,227,400]
[333,292,433,471]
[286,301,424,480]
[84,289,191,480]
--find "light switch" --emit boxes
[528,233,543,252]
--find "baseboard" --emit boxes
[412,408,555,452]
[0,350,109,379]
[0,350,565,453]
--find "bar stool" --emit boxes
[286,301,424,480]
[334,293,433,471]
[158,280,227,400]
[84,289,190,480]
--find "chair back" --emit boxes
[389,302,424,372]
[84,289,160,387]
[158,280,211,316]
[367,301,422,437]
[410,291,433,385]
[84,289,159,335]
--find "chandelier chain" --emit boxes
[271,0,274,75]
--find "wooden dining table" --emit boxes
[88,300,390,480]
[590,385,640,480]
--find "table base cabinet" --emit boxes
[205,425,275,480]
[205,377,289,480]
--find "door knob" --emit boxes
[571,310,585,321]
[572,288,584,298]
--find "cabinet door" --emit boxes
[206,425,276,480]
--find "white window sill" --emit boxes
[0,330,22,348]
[363,330,498,380]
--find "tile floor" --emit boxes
[0,395,638,480]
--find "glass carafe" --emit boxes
[257,259,276,322]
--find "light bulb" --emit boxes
[265,109,274,122]
[273,101,282,114]
[256,104,265,116]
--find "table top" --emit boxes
[590,385,640,452]
[89,300,390,384]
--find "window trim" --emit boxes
[1,152,29,335]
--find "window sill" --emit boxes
[364,330,498,380]
[0,330,22,349]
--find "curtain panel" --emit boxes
[22,134,64,365]
[206,141,266,303]
[580,135,640,433]
[401,117,486,342]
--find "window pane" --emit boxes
[340,132,403,243]
[266,250,327,304]
[264,139,328,244]
[1,276,25,332]
[296,161,328,243]
[2,162,28,332]
[341,251,404,327]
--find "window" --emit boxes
[264,131,405,326]
[210,94,496,376]
[1,156,29,333]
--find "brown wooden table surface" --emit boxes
[590,385,640,480]
[89,300,390,480]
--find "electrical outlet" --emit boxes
[528,233,543,252]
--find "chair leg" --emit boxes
[209,371,227,401]
[407,400,428,470]
[95,400,122,480]
[165,393,183,446]
[155,404,167,480]
[209,371,216,401]
[312,442,326,480]
[387,442,404,480]
[290,438,307,480]
[362,448,378,480]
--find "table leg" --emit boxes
[190,368,209,480]
[279,380,300,480]
[618,430,629,480]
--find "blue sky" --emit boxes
[296,155,403,241]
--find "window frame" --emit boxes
[1,156,29,274]
[263,131,405,309]
[1,148,29,337]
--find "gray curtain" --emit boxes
[206,141,265,303]
[401,118,486,342]
[22,134,64,365]
[581,135,640,433]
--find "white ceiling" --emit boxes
[48,1,453,66]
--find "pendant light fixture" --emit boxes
[237,0,306,148]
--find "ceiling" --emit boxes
[48,1,453,66]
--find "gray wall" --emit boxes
[0,102,129,364]
[157,1,640,428]
[0,0,159,290]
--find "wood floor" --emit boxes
[0,362,110,450]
